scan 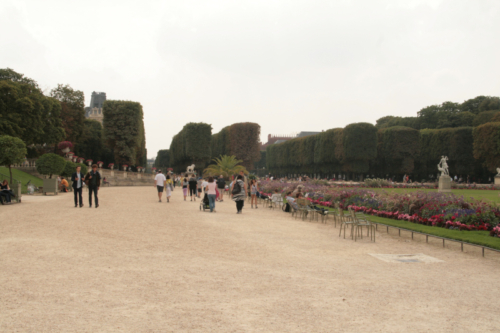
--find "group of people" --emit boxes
[153,169,263,214]
[71,164,102,208]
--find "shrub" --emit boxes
[36,153,66,178]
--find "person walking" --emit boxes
[182,175,188,201]
[71,165,84,207]
[217,175,226,202]
[206,176,217,212]
[197,177,203,198]
[165,175,173,203]
[250,179,259,209]
[189,174,197,201]
[231,175,247,214]
[154,170,166,202]
[84,164,101,208]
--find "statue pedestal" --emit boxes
[137,173,141,179]
[495,176,500,185]
[438,175,451,193]
[124,172,127,178]
[110,171,114,177]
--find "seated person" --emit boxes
[0,180,15,204]
[103,177,109,185]
[59,177,69,192]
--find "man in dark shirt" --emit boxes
[188,176,197,201]
[217,175,226,202]
[84,164,101,208]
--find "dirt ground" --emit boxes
[1,187,500,332]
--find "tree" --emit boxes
[373,127,420,176]
[472,111,500,127]
[473,122,500,173]
[478,97,500,112]
[103,100,146,167]
[228,123,261,169]
[155,149,170,169]
[50,84,86,144]
[0,68,65,145]
[76,119,104,163]
[36,153,66,179]
[343,122,378,175]
[460,96,488,114]
[170,122,212,172]
[203,155,248,178]
[0,135,27,185]
[61,160,77,178]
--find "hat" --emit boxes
[91,164,98,168]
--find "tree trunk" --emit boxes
[9,165,13,186]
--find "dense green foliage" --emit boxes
[36,153,66,178]
[0,135,27,184]
[50,84,85,144]
[75,119,106,164]
[372,126,420,175]
[343,123,378,174]
[103,100,146,167]
[154,149,170,169]
[61,160,77,178]
[472,111,500,127]
[473,122,500,173]
[0,166,43,194]
[211,123,261,169]
[170,122,212,172]
[0,69,65,145]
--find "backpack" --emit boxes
[231,181,241,195]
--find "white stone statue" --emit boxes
[437,156,449,177]
[496,168,500,176]
[186,164,195,175]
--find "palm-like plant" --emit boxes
[203,155,248,179]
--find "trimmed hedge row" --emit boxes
[267,123,494,180]
[210,122,261,169]
[169,122,212,172]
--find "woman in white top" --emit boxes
[205,176,217,212]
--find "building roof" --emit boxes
[296,131,321,138]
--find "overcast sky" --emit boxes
[1,0,499,158]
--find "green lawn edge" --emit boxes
[316,205,500,251]
[0,167,43,194]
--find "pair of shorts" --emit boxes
[157,185,164,193]
[198,188,202,193]
[189,187,197,196]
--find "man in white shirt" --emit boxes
[154,170,167,202]
[71,166,84,207]
[201,178,208,193]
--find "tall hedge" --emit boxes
[211,123,261,169]
[416,127,475,178]
[169,122,212,172]
[103,100,146,167]
[155,149,170,169]
[313,128,344,173]
[342,123,377,174]
[473,122,500,173]
[373,126,420,176]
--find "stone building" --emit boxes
[84,91,107,124]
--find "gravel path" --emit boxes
[1,187,500,332]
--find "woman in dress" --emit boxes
[165,175,173,203]
[250,179,259,209]
[231,175,247,214]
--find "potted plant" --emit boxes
[122,164,128,171]
[86,159,93,167]
[36,153,66,195]
[72,156,78,163]
[97,161,103,168]
[58,141,73,154]
[108,163,114,170]
[68,151,74,159]
[137,166,143,172]
[151,167,157,173]
[77,157,84,163]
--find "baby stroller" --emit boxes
[200,192,210,211]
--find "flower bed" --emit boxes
[259,180,500,235]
